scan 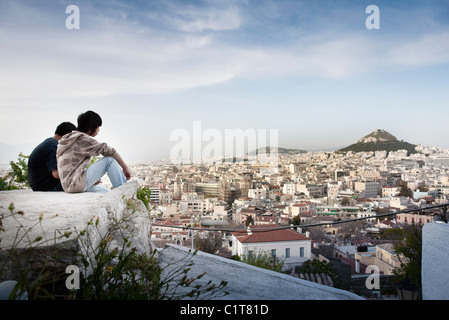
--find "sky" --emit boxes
[0,0,448,164]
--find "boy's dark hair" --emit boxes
[77,110,102,134]
[55,122,76,137]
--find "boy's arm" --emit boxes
[114,154,131,180]
[82,135,131,180]
[52,169,59,179]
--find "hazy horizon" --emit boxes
[1,126,448,166]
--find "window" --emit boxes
[285,248,290,258]
[300,247,304,257]
[271,249,276,259]
[248,250,254,260]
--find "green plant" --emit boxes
[136,186,151,211]
[240,250,284,273]
[297,259,339,287]
[71,206,228,300]
[0,153,29,190]
[86,156,101,168]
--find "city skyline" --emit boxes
[1,0,448,164]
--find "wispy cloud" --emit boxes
[1,8,448,103]
[168,5,242,32]
[386,31,449,67]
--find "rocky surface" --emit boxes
[0,181,151,283]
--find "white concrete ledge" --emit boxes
[0,181,144,249]
[158,244,365,300]
[0,181,151,281]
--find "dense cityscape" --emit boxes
[122,129,449,298]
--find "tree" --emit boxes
[417,185,428,192]
[194,232,224,254]
[292,215,301,229]
[297,259,339,287]
[239,250,284,273]
[341,197,351,206]
[380,227,405,241]
[245,215,254,227]
[392,224,423,293]
[398,180,412,197]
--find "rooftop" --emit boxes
[232,224,311,243]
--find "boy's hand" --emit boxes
[123,167,131,180]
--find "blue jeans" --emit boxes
[84,157,127,193]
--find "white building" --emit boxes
[248,188,267,200]
[354,181,379,198]
[296,184,325,198]
[290,203,310,218]
[159,188,173,205]
[213,202,228,215]
[148,186,161,203]
[179,192,203,214]
[282,183,297,195]
[357,209,377,222]
[230,224,312,271]
[157,203,177,218]
[382,185,400,198]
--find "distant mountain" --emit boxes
[337,129,417,154]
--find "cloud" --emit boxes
[386,31,449,67]
[169,5,242,32]
[1,0,448,102]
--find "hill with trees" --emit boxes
[338,129,417,155]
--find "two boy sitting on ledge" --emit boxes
[28,110,131,193]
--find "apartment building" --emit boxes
[290,202,310,218]
[159,188,173,205]
[382,185,400,198]
[148,186,160,203]
[296,184,325,198]
[396,213,434,225]
[178,192,203,214]
[282,183,297,195]
[248,188,267,200]
[354,244,401,276]
[357,210,377,222]
[232,206,262,225]
[354,181,379,199]
[194,182,220,197]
